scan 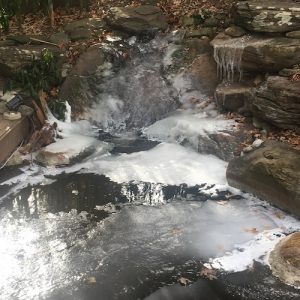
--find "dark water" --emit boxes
[0,171,299,300]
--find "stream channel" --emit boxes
[0,34,300,300]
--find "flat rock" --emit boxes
[49,32,70,45]
[35,136,98,166]
[227,141,300,217]
[215,83,253,113]
[64,18,105,33]
[186,27,216,38]
[105,5,168,34]
[225,25,246,37]
[269,232,300,287]
[69,27,91,41]
[233,1,300,33]
[253,76,300,129]
[211,33,300,74]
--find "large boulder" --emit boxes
[59,45,113,116]
[233,1,300,33]
[188,53,218,96]
[105,5,168,34]
[64,18,105,42]
[212,33,300,74]
[0,45,61,76]
[253,76,300,129]
[227,141,300,217]
[269,232,300,287]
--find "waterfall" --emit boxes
[213,37,246,82]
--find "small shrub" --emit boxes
[5,48,62,102]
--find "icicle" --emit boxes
[213,38,246,82]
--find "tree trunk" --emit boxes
[48,0,54,27]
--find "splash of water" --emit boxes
[85,37,179,132]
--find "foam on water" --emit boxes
[143,110,235,148]
[79,143,228,186]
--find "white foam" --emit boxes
[79,143,228,186]
[207,197,300,272]
[144,111,235,148]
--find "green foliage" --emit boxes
[0,8,9,32]
[48,100,67,120]
[6,49,62,101]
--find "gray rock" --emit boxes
[203,17,219,27]
[182,16,195,27]
[6,151,24,166]
[252,139,264,148]
[269,232,300,287]
[59,45,113,116]
[225,25,246,37]
[211,33,300,73]
[227,141,300,217]
[49,32,70,44]
[188,53,218,96]
[69,28,91,41]
[253,76,300,129]
[233,1,300,33]
[186,27,216,38]
[105,5,168,34]
[279,68,300,77]
[18,105,34,117]
[286,30,300,38]
[185,38,212,56]
[0,40,17,46]
[64,18,104,33]
[215,83,253,113]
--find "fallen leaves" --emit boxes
[199,267,218,280]
[178,276,192,286]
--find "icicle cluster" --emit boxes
[213,38,246,82]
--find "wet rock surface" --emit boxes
[233,1,300,33]
[269,232,300,287]
[188,53,218,96]
[215,83,253,113]
[227,141,300,217]
[253,76,300,129]
[105,5,168,35]
[212,33,300,74]
[59,45,114,116]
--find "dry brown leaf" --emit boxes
[178,277,192,286]
[199,267,218,280]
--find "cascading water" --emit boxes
[85,37,179,132]
[212,36,248,82]
[1,33,300,300]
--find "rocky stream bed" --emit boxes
[0,1,300,299]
